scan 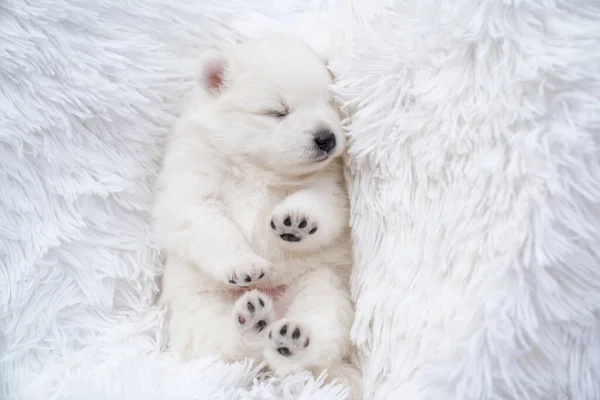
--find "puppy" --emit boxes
[153,36,359,397]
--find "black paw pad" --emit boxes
[280,233,300,242]
[247,302,255,313]
[256,320,267,332]
[280,325,288,336]
[272,213,318,243]
[277,347,291,357]
[228,270,266,286]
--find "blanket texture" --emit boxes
[332,1,600,398]
[2,0,600,399]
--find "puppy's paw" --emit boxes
[270,208,318,244]
[234,290,275,345]
[266,319,311,361]
[225,254,271,287]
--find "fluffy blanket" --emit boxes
[2,0,600,399]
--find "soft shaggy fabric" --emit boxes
[331,0,600,399]
[2,0,600,400]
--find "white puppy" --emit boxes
[153,36,359,397]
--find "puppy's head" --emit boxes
[191,36,345,176]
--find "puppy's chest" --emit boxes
[224,182,285,245]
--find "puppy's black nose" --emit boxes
[314,130,336,153]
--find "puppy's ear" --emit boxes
[196,50,228,95]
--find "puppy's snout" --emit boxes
[314,130,336,153]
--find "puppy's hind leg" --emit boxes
[165,289,242,362]
[263,268,355,380]
[233,289,277,359]
[326,359,362,400]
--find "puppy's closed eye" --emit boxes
[264,103,290,118]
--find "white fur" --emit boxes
[153,36,359,397]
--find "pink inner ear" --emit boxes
[204,59,224,92]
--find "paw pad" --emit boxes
[270,212,318,243]
[228,270,266,287]
[234,290,274,338]
[237,296,266,332]
[268,320,310,359]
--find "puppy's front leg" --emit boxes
[269,184,349,251]
[154,170,270,287]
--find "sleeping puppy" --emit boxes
[153,36,359,398]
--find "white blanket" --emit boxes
[2,0,600,399]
